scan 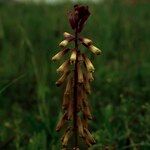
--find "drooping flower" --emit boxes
[70,49,77,64]
[52,48,70,61]
[88,45,102,55]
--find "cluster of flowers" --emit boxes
[52,31,101,148]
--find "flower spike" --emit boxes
[52,4,102,149]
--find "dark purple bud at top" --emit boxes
[68,5,90,33]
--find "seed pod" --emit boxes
[56,113,67,131]
[77,116,84,138]
[88,45,101,55]
[52,48,70,61]
[83,54,95,72]
[57,60,70,73]
[64,76,73,95]
[59,40,69,47]
[84,128,96,144]
[62,93,70,110]
[80,37,92,46]
[77,63,84,83]
[62,127,72,146]
[56,71,70,87]
[70,49,77,64]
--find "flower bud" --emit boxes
[56,113,67,132]
[57,60,70,73]
[52,48,69,61]
[70,49,77,64]
[59,40,69,47]
[83,54,95,72]
[88,45,101,55]
[77,63,84,83]
[56,71,70,87]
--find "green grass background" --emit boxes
[0,0,150,149]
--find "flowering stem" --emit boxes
[73,27,79,148]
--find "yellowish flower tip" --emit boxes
[89,45,102,55]
[52,48,69,61]
[63,32,72,38]
[82,38,92,46]
[59,40,69,47]
[52,51,63,61]
[56,60,69,73]
[70,49,77,64]
[83,54,95,72]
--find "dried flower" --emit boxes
[63,32,74,39]
[80,37,92,46]
[88,45,101,55]
[64,76,73,95]
[83,54,95,72]
[57,60,70,73]
[52,48,70,61]
[59,40,69,47]
[62,93,70,110]
[62,128,72,146]
[56,71,70,87]
[77,63,84,83]
[87,72,94,82]
[56,113,67,132]
[67,100,73,120]
[84,128,96,144]
[77,116,84,137]
[70,49,77,64]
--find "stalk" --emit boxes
[73,28,79,148]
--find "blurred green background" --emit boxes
[0,0,150,149]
